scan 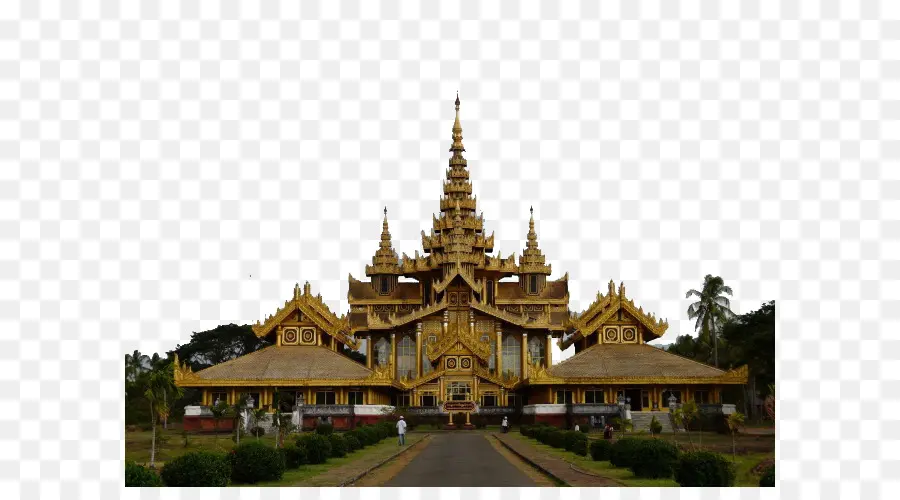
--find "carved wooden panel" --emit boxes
[300,327,317,345]
[282,327,299,345]
[445,356,458,370]
[603,325,620,343]
[459,356,472,370]
[621,326,638,343]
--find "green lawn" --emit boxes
[509,433,773,487]
[125,427,278,465]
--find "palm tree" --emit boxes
[230,393,249,446]
[686,275,736,367]
[143,361,183,469]
[210,400,230,449]
[726,412,746,461]
[251,408,269,439]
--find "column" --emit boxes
[473,376,478,403]
[546,334,552,367]
[366,337,372,369]
[521,333,528,379]
[416,323,423,378]
[276,325,282,346]
[496,329,503,375]
[390,333,397,371]
[548,385,553,404]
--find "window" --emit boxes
[486,280,494,305]
[482,394,498,407]
[395,393,411,407]
[528,335,545,367]
[315,391,336,405]
[423,281,432,305]
[530,275,537,294]
[374,337,391,367]
[211,392,228,406]
[502,334,521,378]
[584,389,604,404]
[506,393,519,408]
[446,382,471,401]
[348,391,364,405]
[396,335,416,380]
[694,390,709,404]
[380,277,389,294]
[421,394,436,407]
[556,390,573,404]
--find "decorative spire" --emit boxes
[450,93,465,154]
[365,206,402,276]
[518,206,551,275]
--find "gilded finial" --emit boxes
[455,91,460,108]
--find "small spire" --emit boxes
[450,93,465,153]
[455,91,460,108]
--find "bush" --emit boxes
[282,442,307,469]
[590,440,612,462]
[231,441,286,484]
[759,464,775,487]
[297,433,332,464]
[343,432,361,452]
[649,416,663,435]
[629,439,679,479]
[315,423,334,435]
[674,451,736,486]
[328,434,349,458]
[125,461,162,487]
[248,426,267,437]
[568,432,589,456]
[549,430,566,449]
[356,426,377,446]
[160,451,230,487]
[609,438,644,468]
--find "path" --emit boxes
[382,433,539,487]
[493,433,620,486]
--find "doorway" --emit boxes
[624,389,642,411]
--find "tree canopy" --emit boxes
[720,300,775,395]
[173,323,271,370]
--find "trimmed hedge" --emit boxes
[328,433,349,458]
[674,451,736,486]
[343,432,361,452]
[609,438,644,469]
[160,451,231,487]
[568,432,589,456]
[297,433,332,464]
[125,461,162,487]
[282,442,307,469]
[315,423,334,435]
[759,464,775,487]
[231,441,286,484]
[649,416,663,435]
[628,439,679,479]
[590,440,612,462]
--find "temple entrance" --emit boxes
[624,389,642,411]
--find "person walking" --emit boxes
[396,416,407,446]
[501,416,509,434]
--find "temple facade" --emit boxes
[175,96,747,430]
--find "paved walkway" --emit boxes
[383,433,539,487]
[493,433,620,486]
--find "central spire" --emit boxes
[450,91,465,154]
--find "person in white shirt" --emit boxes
[501,416,509,433]
[396,416,407,445]
[574,423,580,432]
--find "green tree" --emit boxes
[230,393,249,446]
[174,324,270,371]
[721,301,775,421]
[143,361,184,469]
[674,400,699,451]
[252,408,269,439]
[210,400,230,449]
[686,275,736,367]
[272,411,296,449]
[726,412,746,461]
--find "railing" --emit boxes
[571,403,620,415]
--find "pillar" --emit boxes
[416,323,423,378]
[366,336,372,368]
[521,332,528,379]
[390,333,397,372]
[546,334,552,367]
[496,329,503,375]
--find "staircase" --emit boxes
[629,411,675,433]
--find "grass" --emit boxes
[125,427,278,465]
[586,430,775,455]
[511,432,774,487]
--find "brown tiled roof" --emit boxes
[497,280,568,300]
[194,345,374,381]
[349,280,421,301]
[549,343,726,379]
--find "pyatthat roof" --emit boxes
[534,343,747,384]
[179,345,389,386]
